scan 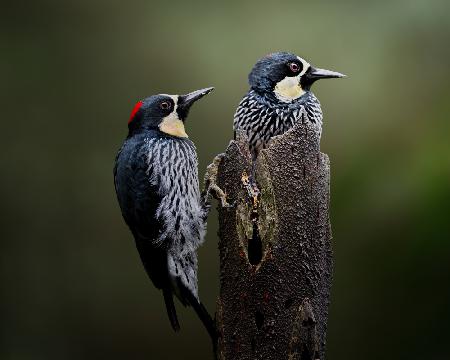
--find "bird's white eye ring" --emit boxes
[160,101,171,110]
[289,62,301,73]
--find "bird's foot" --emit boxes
[202,153,234,209]
[208,183,234,209]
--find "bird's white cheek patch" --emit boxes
[274,75,304,102]
[160,112,188,138]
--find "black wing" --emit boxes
[114,137,167,289]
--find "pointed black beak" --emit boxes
[301,66,346,89]
[177,87,214,121]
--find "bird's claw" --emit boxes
[202,153,234,209]
[204,182,233,209]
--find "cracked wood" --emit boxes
[212,121,333,360]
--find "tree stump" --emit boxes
[211,122,333,360]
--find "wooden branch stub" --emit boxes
[214,123,333,360]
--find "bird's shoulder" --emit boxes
[114,132,154,185]
[114,132,163,232]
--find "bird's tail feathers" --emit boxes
[191,298,217,343]
[163,287,180,332]
[177,280,217,342]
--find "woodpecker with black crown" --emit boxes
[113,87,216,340]
[234,52,346,160]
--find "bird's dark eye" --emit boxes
[289,62,301,73]
[160,101,171,110]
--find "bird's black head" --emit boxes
[248,52,345,102]
[127,87,214,137]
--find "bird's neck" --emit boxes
[128,126,188,141]
[250,89,314,109]
[127,123,158,137]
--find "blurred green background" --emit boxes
[1,0,450,359]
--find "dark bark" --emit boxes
[211,122,333,360]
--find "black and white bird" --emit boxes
[113,87,216,339]
[234,52,345,159]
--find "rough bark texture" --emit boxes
[213,122,333,360]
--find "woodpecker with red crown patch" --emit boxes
[234,52,346,160]
[114,87,216,340]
